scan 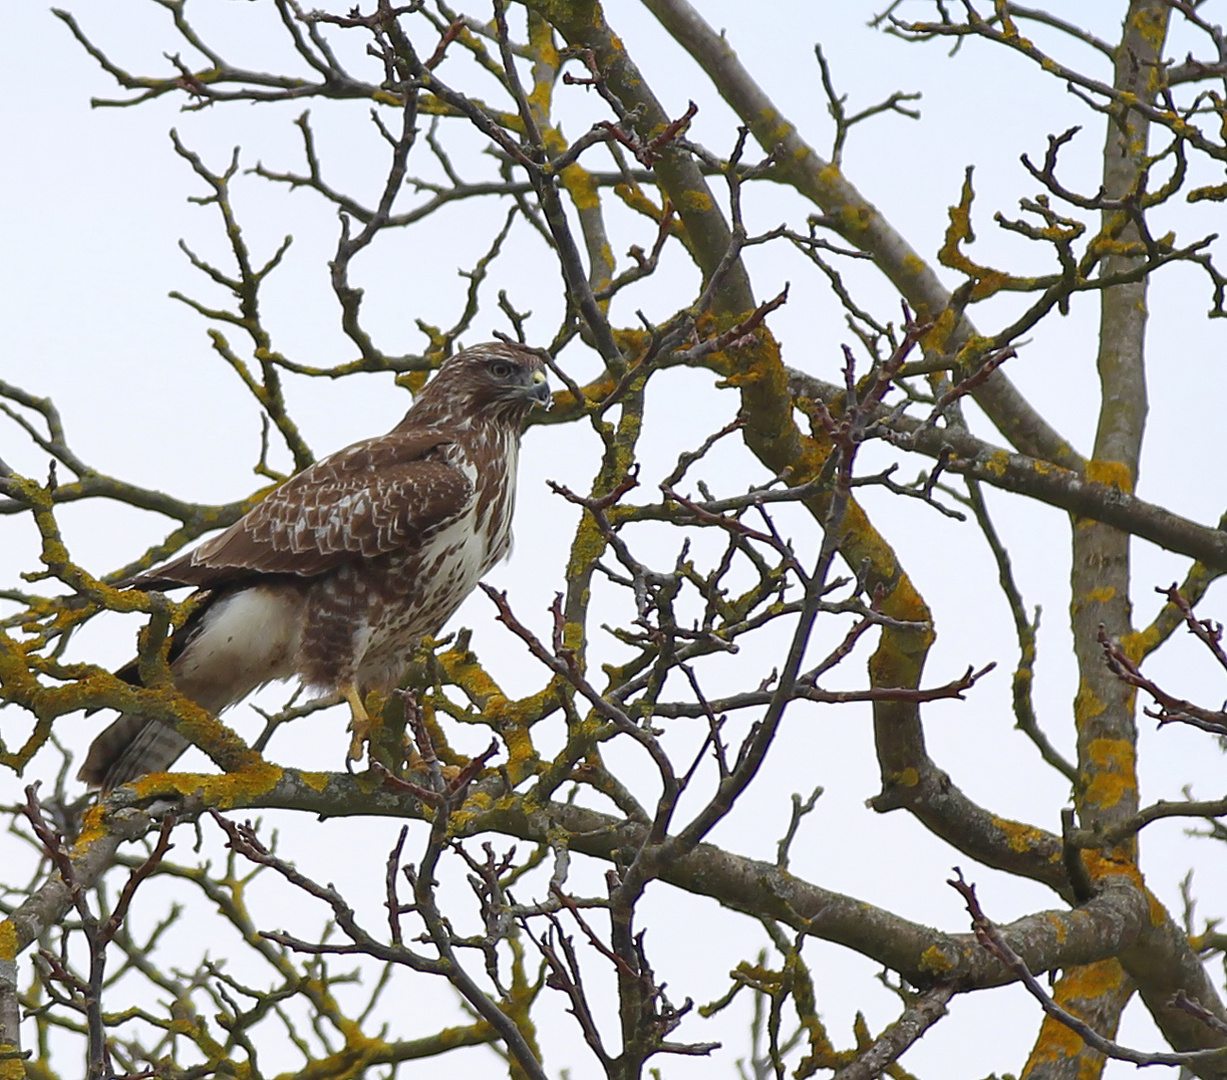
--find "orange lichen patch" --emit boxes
[943,172,976,249]
[500,721,539,785]
[566,512,611,585]
[205,763,286,803]
[721,364,773,391]
[560,162,599,211]
[1119,626,1158,663]
[1046,911,1069,944]
[1085,458,1134,493]
[1081,738,1137,812]
[1081,850,1143,889]
[611,328,652,359]
[1026,1013,1089,1063]
[938,172,1044,300]
[868,603,932,694]
[1146,888,1171,928]
[920,305,957,355]
[129,763,285,809]
[893,767,920,788]
[1073,684,1107,724]
[612,181,668,222]
[1034,966,1128,1075]
[1059,958,1126,1002]
[1084,737,1135,774]
[462,789,495,815]
[992,816,1047,854]
[1087,586,1117,604]
[715,329,788,389]
[969,271,1013,300]
[71,804,111,853]
[1087,233,1147,260]
[918,945,954,976]
[451,789,502,833]
[880,567,931,625]
[439,645,505,706]
[0,1052,20,1080]
[479,692,511,720]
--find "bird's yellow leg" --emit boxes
[343,684,371,762]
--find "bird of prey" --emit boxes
[79,341,551,790]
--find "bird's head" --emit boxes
[411,342,552,427]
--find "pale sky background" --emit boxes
[4,2,1227,1076]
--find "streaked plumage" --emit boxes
[80,341,550,790]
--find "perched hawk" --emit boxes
[79,342,550,790]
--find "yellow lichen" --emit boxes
[298,771,330,792]
[816,163,843,187]
[1118,628,1155,664]
[920,305,957,355]
[678,189,714,213]
[500,722,538,785]
[1030,1014,1089,1060]
[918,945,953,975]
[982,450,1011,478]
[1073,685,1107,724]
[1064,959,1125,1001]
[72,804,111,852]
[0,920,16,962]
[1081,739,1139,822]
[1084,737,1135,773]
[129,763,285,809]
[992,816,1045,854]
[560,162,600,211]
[1147,889,1170,928]
[1085,458,1134,493]
[838,202,872,234]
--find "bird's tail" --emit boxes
[77,713,192,792]
[77,583,306,791]
[76,598,211,792]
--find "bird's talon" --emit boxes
[344,685,372,763]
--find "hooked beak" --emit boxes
[527,368,552,409]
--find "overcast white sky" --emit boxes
[4,2,1227,1076]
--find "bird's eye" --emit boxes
[490,361,513,378]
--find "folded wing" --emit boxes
[130,431,473,588]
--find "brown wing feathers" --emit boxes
[129,433,472,588]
